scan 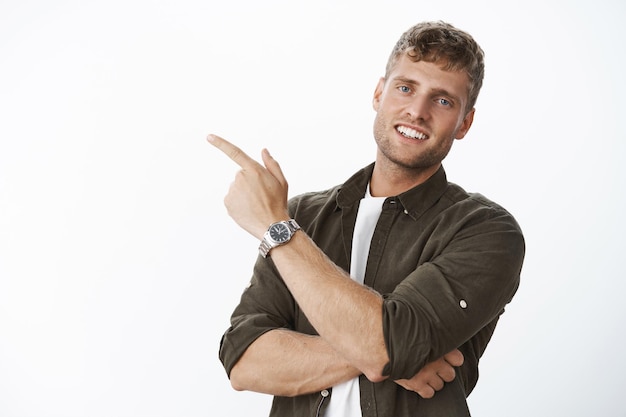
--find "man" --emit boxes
[210,21,525,416]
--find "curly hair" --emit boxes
[386,21,485,112]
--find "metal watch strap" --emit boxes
[258,219,300,258]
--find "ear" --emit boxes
[455,108,475,140]
[372,77,385,111]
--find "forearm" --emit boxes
[270,231,389,381]
[206,135,389,381]
[230,328,360,397]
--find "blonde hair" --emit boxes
[386,21,485,112]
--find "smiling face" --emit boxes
[372,54,475,186]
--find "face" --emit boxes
[372,54,475,179]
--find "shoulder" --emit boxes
[444,182,517,216]
[287,184,342,216]
[287,163,372,215]
[440,182,524,236]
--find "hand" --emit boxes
[394,349,464,399]
[207,134,290,239]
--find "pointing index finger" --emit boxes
[207,134,257,169]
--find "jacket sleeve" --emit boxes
[218,194,329,378]
[218,256,297,377]
[381,198,525,380]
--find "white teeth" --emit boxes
[397,126,427,140]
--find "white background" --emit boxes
[1,0,624,416]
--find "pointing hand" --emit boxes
[207,134,290,239]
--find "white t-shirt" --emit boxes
[324,186,385,417]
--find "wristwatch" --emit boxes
[258,219,301,258]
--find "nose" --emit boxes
[405,95,430,122]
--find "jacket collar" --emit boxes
[337,163,449,221]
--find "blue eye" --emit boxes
[438,98,451,106]
[399,85,411,93]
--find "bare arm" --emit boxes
[230,329,360,397]
[208,134,389,381]
[230,328,464,399]
[210,132,465,397]
[270,232,389,381]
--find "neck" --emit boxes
[369,161,440,197]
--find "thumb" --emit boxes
[443,349,464,367]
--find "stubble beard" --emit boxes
[373,116,453,174]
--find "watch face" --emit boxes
[269,223,290,243]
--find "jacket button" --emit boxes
[321,389,329,397]
[459,299,468,309]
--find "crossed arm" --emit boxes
[230,328,464,398]
[209,134,463,398]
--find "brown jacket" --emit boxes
[219,164,525,417]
